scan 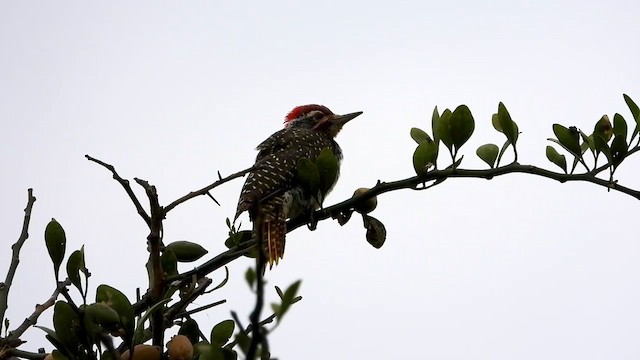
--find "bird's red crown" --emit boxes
[284,104,333,125]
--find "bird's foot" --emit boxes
[307,211,318,231]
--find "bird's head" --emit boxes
[284,104,362,138]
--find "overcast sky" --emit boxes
[2,1,640,359]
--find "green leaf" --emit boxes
[363,214,386,249]
[245,267,256,290]
[66,248,86,296]
[275,286,284,299]
[579,130,595,154]
[178,318,201,345]
[224,230,252,249]
[51,350,69,360]
[593,115,613,162]
[45,219,66,280]
[594,115,613,142]
[199,347,238,360]
[210,319,235,347]
[412,140,438,176]
[83,302,121,336]
[296,158,320,195]
[623,94,640,143]
[551,124,581,156]
[96,284,135,339]
[611,134,628,168]
[497,103,519,146]
[449,105,475,150]
[410,127,432,144]
[132,298,171,345]
[52,301,81,354]
[275,280,302,323]
[315,148,339,199]
[613,113,628,139]
[434,108,453,151]
[623,94,639,124]
[431,107,440,145]
[491,113,502,132]
[165,241,208,262]
[476,144,499,168]
[161,249,178,276]
[545,146,567,173]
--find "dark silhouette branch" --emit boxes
[175,299,226,318]
[0,189,36,327]
[85,155,151,228]
[7,279,71,342]
[133,178,165,347]
[287,161,640,232]
[163,167,254,214]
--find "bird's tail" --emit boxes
[256,198,287,269]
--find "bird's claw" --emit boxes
[307,211,318,231]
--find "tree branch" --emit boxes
[163,167,254,214]
[6,279,71,342]
[0,189,36,327]
[164,278,212,322]
[85,155,151,228]
[133,178,165,347]
[286,162,640,232]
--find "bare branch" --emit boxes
[175,299,226,318]
[163,167,254,214]
[133,178,165,347]
[7,279,72,341]
[0,189,36,326]
[85,155,151,228]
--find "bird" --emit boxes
[234,104,362,268]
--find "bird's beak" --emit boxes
[331,111,363,126]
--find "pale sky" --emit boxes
[1,1,640,359]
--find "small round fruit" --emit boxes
[167,335,194,360]
[120,345,162,360]
[352,188,377,214]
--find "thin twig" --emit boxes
[85,155,151,228]
[175,299,226,318]
[163,167,254,214]
[7,279,71,341]
[0,189,36,326]
[225,313,277,349]
[164,278,212,321]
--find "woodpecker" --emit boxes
[235,104,362,268]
